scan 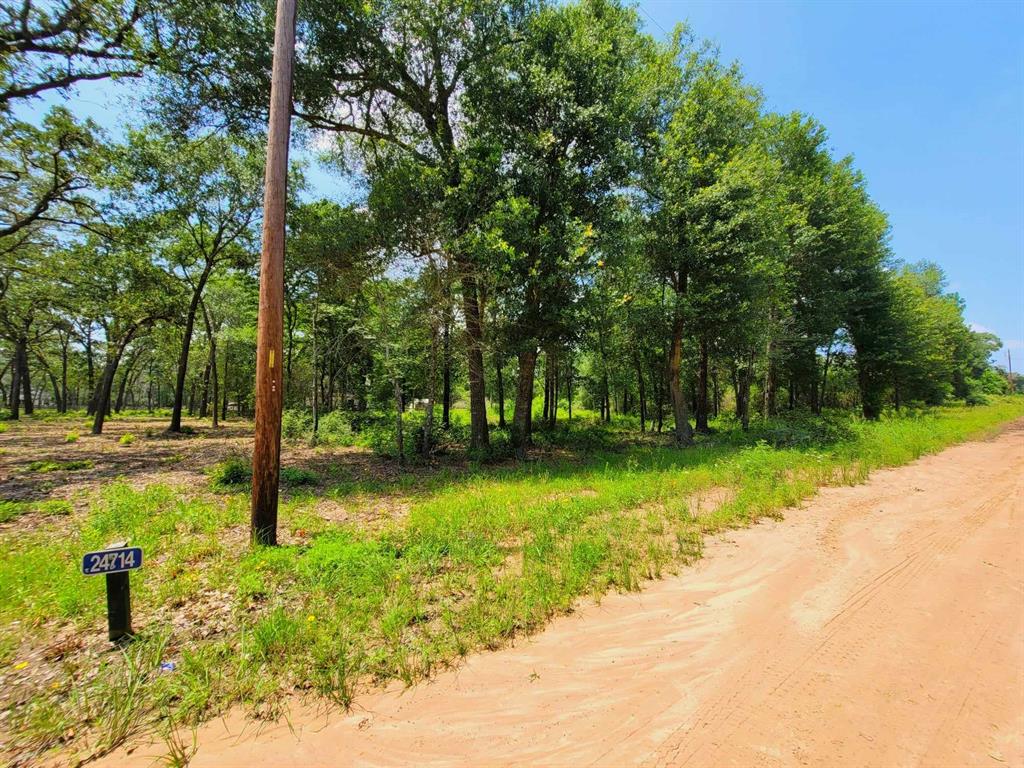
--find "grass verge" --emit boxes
[1,399,1021,765]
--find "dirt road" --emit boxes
[119,422,1024,767]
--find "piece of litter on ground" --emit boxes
[160,661,176,672]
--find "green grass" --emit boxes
[1,399,1021,764]
[119,433,137,446]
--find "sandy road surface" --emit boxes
[111,422,1024,768]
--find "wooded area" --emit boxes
[1,0,1016,460]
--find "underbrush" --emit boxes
[0,398,1020,764]
[208,457,319,490]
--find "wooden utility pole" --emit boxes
[251,0,297,546]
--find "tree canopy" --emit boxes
[0,0,1013,448]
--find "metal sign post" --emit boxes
[82,542,143,644]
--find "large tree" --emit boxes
[164,0,537,451]
[113,129,263,432]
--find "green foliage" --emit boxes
[207,457,251,488]
[64,431,79,443]
[119,433,136,446]
[315,411,356,446]
[281,409,313,441]
[280,467,318,487]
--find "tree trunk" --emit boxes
[711,366,720,417]
[422,321,438,456]
[222,339,230,421]
[819,343,832,414]
[199,351,212,418]
[170,263,213,432]
[549,350,558,429]
[635,352,646,432]
[763,321,777,417]
[567,358,573,420]
[84,328,95,415]
[0,359,8,408]
[668,313,693,446]
[495,352,506,429]
[17,339,32,415]
[392,368,404,465]
[115,364,130,413]
[59,338,69,413]
[201,300,219,428]
[92,333,137,435]
[8,342,22,419]
[460,270,489,450]
[512,348,537,459]
[695,337,709,433]
[311,297,318,436]
[735,353,754,431]
[541,351,550,424]
[441,317,451,429]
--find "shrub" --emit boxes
[208,456,252,488]
[314,410,355,446]
[361,421,419,462]
[734,411,854,449]
[119,433,136,446]
[281,467,318,486]
[467,428,515,462]
[281,409,312,441]
[64,431,79,443]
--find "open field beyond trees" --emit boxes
[0,399,1021,766]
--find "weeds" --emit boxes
[119,433,136,446]
[64,431,79,443]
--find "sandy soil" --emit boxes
[107,421,1024,768]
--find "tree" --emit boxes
[114,129,263,432]
[648,49,777,441]
[65,233,180,433]
[469,0,664,454]
[166,0,540,452]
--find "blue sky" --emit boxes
[635,0,1023,358]
[26,0,1024,359]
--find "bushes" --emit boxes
[209,457,320,489]
[208,456,252,488]
[281,409,313,441]
[315,411,355,446]
[731,411,855,449]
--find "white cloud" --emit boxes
[1004,339,1024,352]
[969,321,993,334]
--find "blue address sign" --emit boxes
[82,547,143,576]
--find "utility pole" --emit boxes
[251,0,297,546]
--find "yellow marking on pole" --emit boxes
[269,350,275,369]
